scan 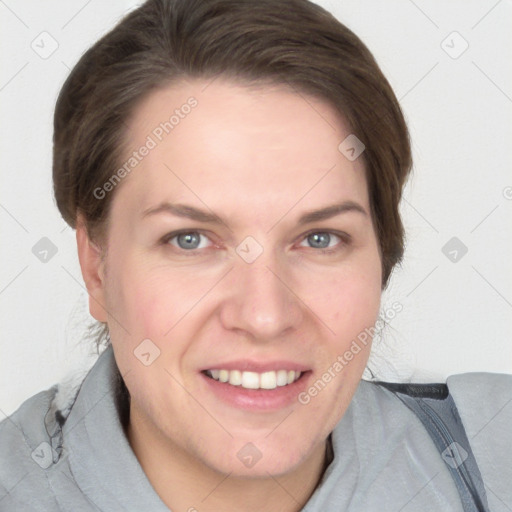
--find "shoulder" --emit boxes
[1,365,89,455]
[324,379,472,509]
[445,371,512,446]
[366,372,512,510]
[0,386,59,508]
[364,371,512,412]
[364,372,512,445]
[0,385,58,453]
[447,372,512,510]
[0,368,89,510]
[446,371,512,403]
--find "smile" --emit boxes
[204,369,303,390]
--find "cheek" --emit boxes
[103,250,162,337]
[311,265,381,330]
[105,254,211,341]
[114,273,176,337]
[306,259,382,371]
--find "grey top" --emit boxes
[1,344,511,511]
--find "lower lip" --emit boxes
[199,371,312,411]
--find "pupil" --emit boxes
[178,232,200,249]
[309,233,330,249]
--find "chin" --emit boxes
[197,437,315,479]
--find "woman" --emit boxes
[1,0,510,510]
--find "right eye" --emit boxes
[161,230,214,254]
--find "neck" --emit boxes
[126,408,331,512]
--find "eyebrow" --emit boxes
[141,200,368,226]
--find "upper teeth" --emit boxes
[206,369,302,390]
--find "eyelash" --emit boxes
[160,229,352,257]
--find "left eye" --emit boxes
[298,231,344,252]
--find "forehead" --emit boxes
[114,78,369,225]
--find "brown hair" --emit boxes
[53,0,412,345]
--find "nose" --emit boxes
[220,251,303,342]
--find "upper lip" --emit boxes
[201,360,311,373]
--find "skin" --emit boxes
[76,78,383,512]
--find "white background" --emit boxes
[1,0,511,417]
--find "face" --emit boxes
[80,78,382,478]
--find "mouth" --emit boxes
[199,367,312,411]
